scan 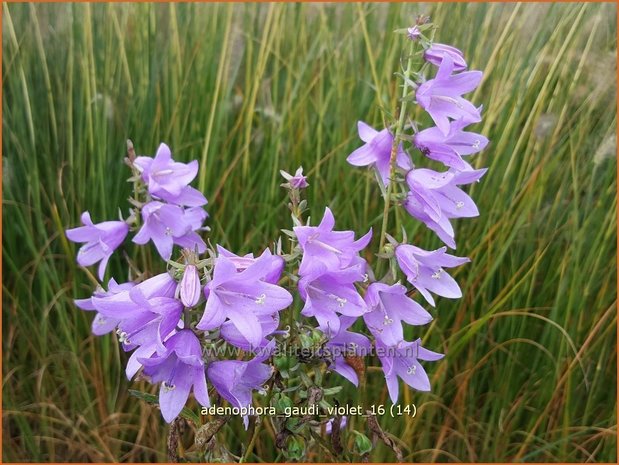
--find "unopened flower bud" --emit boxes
[179,264,201,307]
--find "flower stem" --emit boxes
[378,39,417,253]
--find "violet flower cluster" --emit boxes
[65,23,488,440]
[67,144,291,424]
[341,37,488,402]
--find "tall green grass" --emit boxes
[2,2,616,462]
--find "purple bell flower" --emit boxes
[363,282,433,346]
[404,168,487,248]
[74,278,135,336]
[414,117,489,170]
[133,201,207,261]
[196,252,293,347]
[424,43,468,71]
[139,329,210,423]
[207,344,274,428]
[65,212,129,280]
[416,55,482,135]
[216,245,284,284]
[298,266,367,336]
[220,312,280,350]
[377,339,444,403]
[179,264,201,308]
[395,244,469,306]
[134,143,207,207]
[346,121,412,187]
[294,207,372,277]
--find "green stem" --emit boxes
[377,39,418,253]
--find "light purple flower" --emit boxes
[414,118,489,170]
[139,329,210,423]
[207,347,273,428]
[377,339,444,403]
[134,143,207,207]
[424,43,467,71]
[220,312,280,350]
[179,265,201,307]
[281,167,309,189]
[404,168,487,248]
[346,121,413,186]
[395,244,469,306]
[298,266,368,336]
[416,55,482,135]
[294,207,372,277]
[196,252,293,347]
[133,201,207,261]
[66,212,129,280]
[323,316,371,386]
[90,273,180,353]
[216,245,284,284]
[407,26,421,41]
[363,283,432,346]
[75,278,135,335]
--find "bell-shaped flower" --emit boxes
[298,264,368,336]
[66,212,129,280]
[216,245,284,284]
[197,252,293,347]
[395,244,469,306]
[133,201,206,261]
[346,121,412,187]
[207,344,274,428]
[134,143,207,207]
[294,207,372,277]
[404,168,486,248]
[414,117,489,170]
[75,278,135,335]
[377,339,444,403]
[323,316,371,386]
[424,43,467,71]
[416,55,482,135]
[363,283,433,346]
[179,264,201,307]
[139,329,210,423]
[91,273,178,341]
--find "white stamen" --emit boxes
[407,366,416,375]
[335,297,347,308]
[456,201,465,210]
[255,293,266,305]
[162,381,176,391]
[472,140,481,149]
[431,269,442,279]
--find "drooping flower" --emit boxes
[363,282,433,346]
[179,264,201,307]
[66,212,129,280]
[134,143,207,207]
[395,244,469,306]
[346,121,413,186]
[298,266,368,336]
[404,168,487,248]
[323,316,371,386]
[414,117,489,170]
[90,273,180,351]
[220,312,280,350]
[196,252,293,347]
[376,339,444,403]
[139,329,210,423]
[281,167,309,189]
[294,207,372,277]
[424,43,467,71]
[216,245,284,284]
[207,344,274,428]
[74,278,135,335]
[416,55,482,135]
[133,201,207,261]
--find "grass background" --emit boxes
[2,2,617,462]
